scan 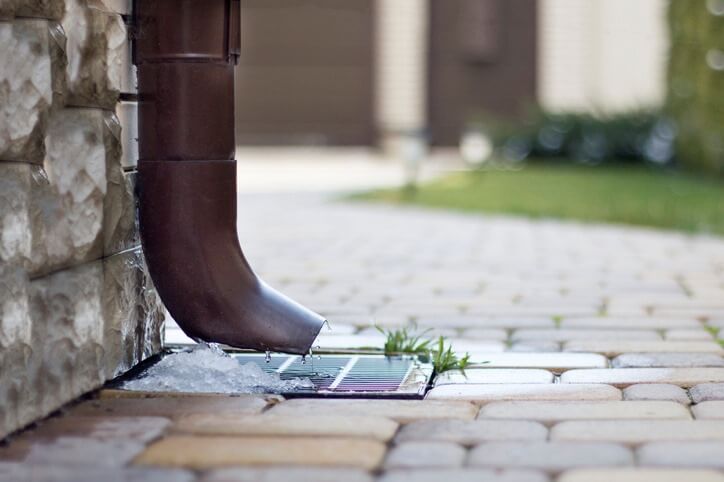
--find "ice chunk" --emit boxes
[121,343,314,394]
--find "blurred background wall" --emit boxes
[234,0,670,150]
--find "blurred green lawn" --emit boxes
[354,163,724,235]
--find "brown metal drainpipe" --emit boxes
[134,0,325,354]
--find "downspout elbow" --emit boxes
[135,0,325,354]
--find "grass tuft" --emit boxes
[377,325,472,375]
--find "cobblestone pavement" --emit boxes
[4,156,724,481]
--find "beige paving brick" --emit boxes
[512,329,660,342]
[70,394,274,419]
[637,442,724,469]
[665,329,715,341]
[623,384,691,404]
[426,384,621,402]
[384,442,466,469]
[0,464,195,482]
[468,353,607,371]
[692,401,724,419]
[434,369,554,386]
[612,353,724,368]
[561,317,701,330]
[564,341,724,356]
[266,399,477,423]
[690,383,724,403]
[557,468,724,482]
[560,368,724,388]
[202,467,373,482]
[551,420,724,444]
[468,441,633,472]
[378,468,549,482]
[478,401,691,422]
[395,419,547,445]
[172,414,398,441]
[135,435,386,470]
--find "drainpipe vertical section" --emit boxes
[134,0,326,354]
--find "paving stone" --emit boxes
[665,329,715,340]
[426,384,621,402]
[623,384,691,404]
[395,419,547,445]
[560,368,724,388]
[508,341,561,353]
[172,414,398,441]
[378,468,549,482]
[468,441,633,472]
[267,399,478,423]
[0,464,195,482]
[612,353,724,368]
[690,383,724,403]
[637,442,724,468]
[468,353,607,371]
[692,401,724,419]
[478,401,691,422]
[202,467,373,482]
[557,468,724,482]
[415,316,555,329]
[551,420,724,444]
[69,394,274,419]
[460,328,509,340]
[561,317,701,330]
[135,435,386,470]
[434,369,554,386]
[29,415,171,443]
[23,436,147,467]
[564,341,724,356]
[384,441,466,469]
[512,329,660,342]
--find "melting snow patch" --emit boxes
[121,343,314,394]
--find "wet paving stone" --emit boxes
[0,463,195,482]
[202,467,373,482]
[378,468,550,482]
[135,435,386,470]
[560,368,724,388]
[466,353,608,371]
[478,401,691,422]
[172,414,398,441]
[557,468,724,482]
[395,419,547,445]
[70,393,275,418]
[468,441,633,472]
[266,399,478,423]
[622,384,691,405]
[426,383,621,402]
[612,353,724,368]
[384,441,466,469]
[433,369,554,386]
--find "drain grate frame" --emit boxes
[232,353,432,399]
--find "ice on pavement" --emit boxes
[121,343,314,393]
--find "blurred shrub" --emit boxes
[481,109,677,166]
[667,0,724,175]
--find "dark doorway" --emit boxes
[235,0,375,146]
[428,0,537,146]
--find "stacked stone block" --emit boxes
[0,0,163,439]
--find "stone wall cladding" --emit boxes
[0,0,162,439]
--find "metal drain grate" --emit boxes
[232,354,432,398]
